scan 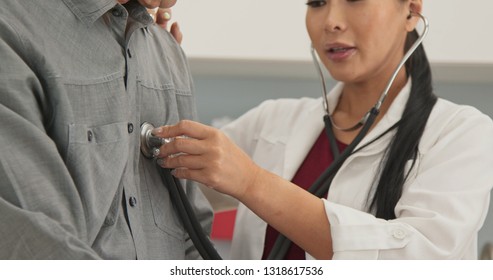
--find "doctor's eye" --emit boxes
[306,1,327,8]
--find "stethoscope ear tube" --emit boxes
[157,166,222,260]
[267,111,378,260]
[314,111,378,197]
[268,13,430,260]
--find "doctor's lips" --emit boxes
[324,43,356,62]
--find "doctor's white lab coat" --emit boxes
[219,80,493,259]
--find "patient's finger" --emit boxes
[155,8,172,29]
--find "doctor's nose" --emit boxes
[323,7,347,33]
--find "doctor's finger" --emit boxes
[171,168,225,192]
[158,154,207,170]
[157,137,207,157]
[153,120,212,140]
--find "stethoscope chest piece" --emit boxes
[140,121,223,259]
[140,122,156,158]
[140,122,171,158]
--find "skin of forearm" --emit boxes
[237,168,334,260]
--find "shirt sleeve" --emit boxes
[323,107,493,259]
[0,20,100,259]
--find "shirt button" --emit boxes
[87,130,93,142]
[111,8,123,17]
[129,197,137,207]
[392,229,406,240]
[127,123,134,134]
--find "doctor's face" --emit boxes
[306,0,418,84]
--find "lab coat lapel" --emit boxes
[282,99,326,181]
[281,79,411,180]
[282,83,344,180]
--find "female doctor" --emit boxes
[154,0,493,259]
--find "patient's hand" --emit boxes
[138,0,177,9]
[147,6,182,44]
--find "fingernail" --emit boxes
[163,11,171,20]
[152,127,162,135]
[170,169,176,176]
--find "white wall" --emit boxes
[173,0,493,64]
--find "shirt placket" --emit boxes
[106,3,147,259]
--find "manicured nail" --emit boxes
[152,127,162,135]
[163,11,171,20]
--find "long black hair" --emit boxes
[368,29,437,220]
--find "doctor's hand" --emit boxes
[152,120,263,200]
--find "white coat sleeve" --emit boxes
[323,107,493,259]
[206,100,277,212]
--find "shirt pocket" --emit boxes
[251,137,286,177]
[61,73,128,126]
[141,158,186,241]
[65,122,129,228]
[60,75,130,233]
[137,79,196,127]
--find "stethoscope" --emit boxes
[266,12,430,260]
[139,12,429,261]
[140,122,222,260]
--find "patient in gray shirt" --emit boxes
[0,0,213,259]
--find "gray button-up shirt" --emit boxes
[0,0,213,259]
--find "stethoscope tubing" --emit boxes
[158,166,222,260]
[267,111,378,259]
[268,13,429,260]
[311,12,429,131]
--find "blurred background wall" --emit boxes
[171,0,493,258]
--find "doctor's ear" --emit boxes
[405,0,423,31]
[408,0,423,14]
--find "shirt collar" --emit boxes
[125,0,154,25]
[62,0,116,25]
[62,0,153,26]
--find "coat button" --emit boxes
[392,229,406,240]
[127,123,134,134]
[129,197,137,207]
[87,130,93,142]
